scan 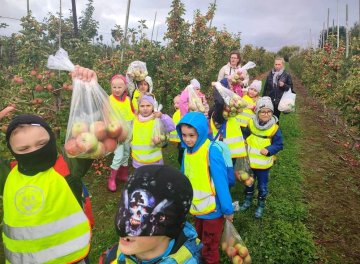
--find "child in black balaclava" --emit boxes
[0,66,97,264]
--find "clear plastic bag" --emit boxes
[221,220,252,263]
[151,103,169,148]
[126,61,148,97]
[278,88,296,113]
[47,49,129,158]
[234,156,254,187]
[213,82,247,119]
[187,85,206,113]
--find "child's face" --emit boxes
[111,78,126,97]
[138,80,149,93]
[139,100,154,117]
[10,125,50,154]
[119,235,170,260]
[248,87,259,98]
[258,108,273,123]
[181,125,198,148]
[173,97,180,110]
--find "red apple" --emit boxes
[103,138,117,152]
[64,138,82,157]
[76,132,98,153]
[89,142,106,158]
[118,126,129,142]
[35,84,43,91]
[107,121,122,138]
[90,121,107,140]
[243,254,251,264]
[30,70,37,76]
[235,244,249,258]
[232,255,243,264]
[46,84,53,91]
[71,122,89,137]
[226,246,237,258]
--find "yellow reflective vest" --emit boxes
[246,119,279,169]
[131,117,162,164]
[109,94,134,122]
[210,116,247,158]
[131,89,141,113]
[169,109,181,143]
[236,95,256,128]
[2,157,91,264]
[183,139,216,215]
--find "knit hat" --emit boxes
[255,96,274,114]
[249,80,262,93]
[115,165,193,239]
[111,74,127,85]
[6,114,58,175]
[190,79,201,90]
[138,93,156,107]
[145,76,153,93]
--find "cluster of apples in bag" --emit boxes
[65,120,128,159]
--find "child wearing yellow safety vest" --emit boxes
[0,67,100,263]
[239,96,283,219]
[131,76,153,113]
[177,112,234,264]
[131,94,175,168]
[108,74,135,192]
[98,165,202,263]
[169,94,184,165]
[210,78,247,165]
[237,80,261,131]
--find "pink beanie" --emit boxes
[111,74,127,85]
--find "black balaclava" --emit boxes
[6,114,58,176]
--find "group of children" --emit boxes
[0,60,284,263]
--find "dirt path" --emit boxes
[293,74,360,263]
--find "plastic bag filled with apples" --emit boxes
[151,102,169,148]
[221,220,252,264]
[212,82,248,119]
[126,60,148,97]
[47,48,129,159]
[234,157,254,187]
[187,85,206,113]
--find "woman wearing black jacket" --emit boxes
[263,57,294,120]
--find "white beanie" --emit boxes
[249,80,262,93]
[145,76,153,93]
[256,96,274,114]
[190,79,201,89]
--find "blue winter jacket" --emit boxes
[176,112,234,219]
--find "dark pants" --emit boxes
[273,104,281,121]
[244,168,270,200]
[195,217,224,264]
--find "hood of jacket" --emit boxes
[176,112,209,153]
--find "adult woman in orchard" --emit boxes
[217,50,242,81]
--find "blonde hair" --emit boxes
[275,57,285,65]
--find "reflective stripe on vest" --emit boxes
[184,139,216,215]
[4,233,90,264]
[131,118,162,163]
[3,163,91,264]
[210,117,247,158]
[246,119,278,169]
[109,94,134,122]
[169,110,181,143]
[236,95,255,127]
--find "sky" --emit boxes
[0,0,359,52]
